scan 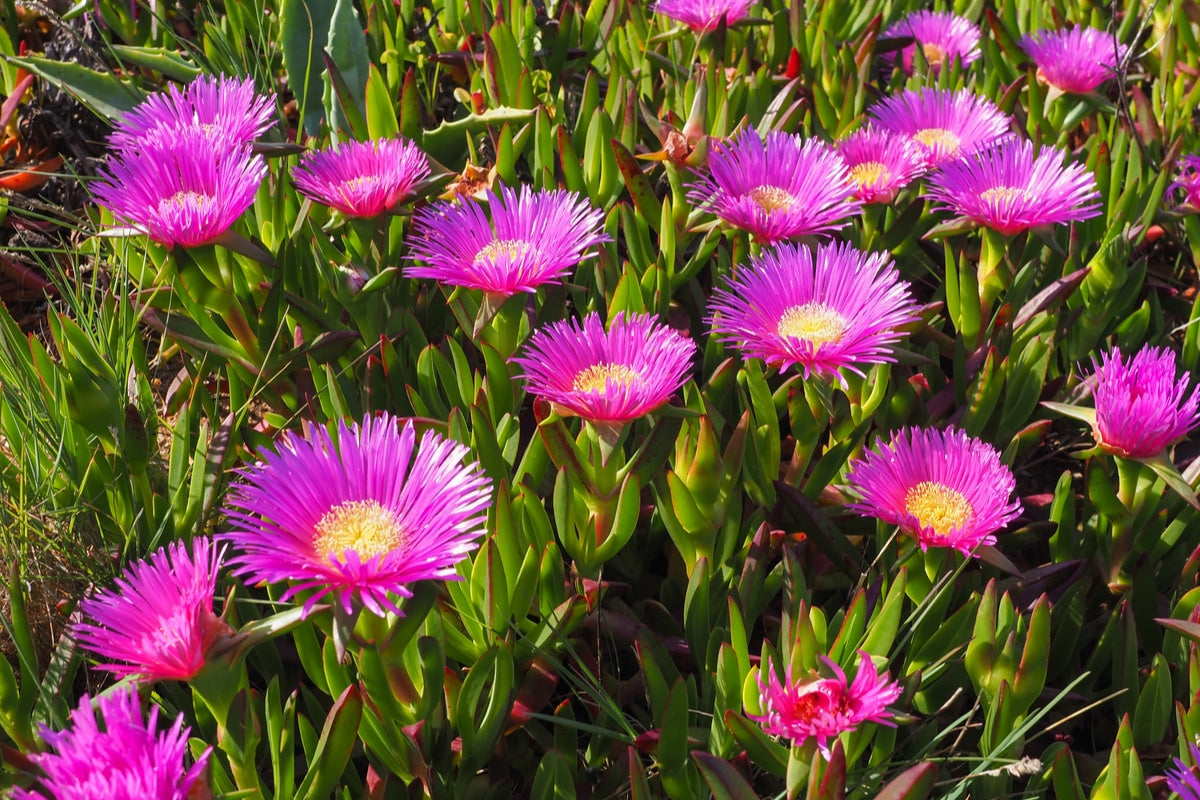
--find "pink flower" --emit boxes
[1167,744,1200,800]
[1089,346,1200,459]
[292,137,430,217]
[869,88,1012,169]
[750,651,902,757]
[688,127,861,244]
[881,10,981,74]
[651,0,753,31]
[222,414,491,617]
[1171,155,1200,211]
[845,427,1022,555]
[835,127,925,204]
[73,537,227,683]
[512,312,696,424]
[1021,27,1127,95]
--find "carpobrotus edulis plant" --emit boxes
[291,137,430,217]
[1020,26,1128,95]
[869,88,1012,168]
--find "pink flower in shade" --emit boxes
[407,184,609,296]
[651,0,753,31]
[750,651,902,758]
[835,127,925,204]
[108,73,275,153]
[12,688,212,800]
[512,312,696,424]
[869,88,1012,169]
[292,137,431,217]
[92,129,266,248]
[845,427,1022,555]
[707,241,919,381]
[1170,156,1200,211]
[73,537,228,683]
[1167,744,1200,800]
[923,139,1101,235]
[1088,346,1200,459]
[881,10,981,74]
[1020,27,1128,95]
[688,127,861,244]
[221,414,491,617]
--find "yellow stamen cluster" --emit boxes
[849,161,891,189]
[777,303,850,347]
[474,239,532,266]
[912,128,962,155]
[748,185,796,213]
[573,363,640,394]
[904,481,973,534]
[314,499,403,562]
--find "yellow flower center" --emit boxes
[342,175,382,195]
[849,161,891,189]
[777,303,849,347]
[912,128,962,155]
[313,499,403,562]
[748,185,796,213]
[159,191,217,214]
[922,43,947,68]
[474,239,532,266]
[980,186,1027,204]
[573,363,639,394]
[904,481,973,534]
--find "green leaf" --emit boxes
[692,751,758,800]
[874,763,938,800]
[294,684,363,800]
[4,56,145,119]
[279,0,337,136]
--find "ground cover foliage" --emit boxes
[2,0,1200,796]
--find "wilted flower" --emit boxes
[688,127,860,243]
[869,88,1012,169]
[1171,155,1200,211]
[1020,27,1127,95]
[835,127,925,204]
[708,240,919,381]
[408,184,608,296]
[1089,345,1200,459]
[881,10,981,74]
[1167,744,1200,800]
[292,137,430,217]
[651,0,753,31]
[512,312,696,424]
[750,651,901,758]
[12,688,211,800]
[222,414,491,617]
[845,427,1022,555]
[73,537,227,683]
[924,139,1101,235]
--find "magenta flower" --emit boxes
[93,129,266,248]
[1171,155,1200,211]
[12,688,211,800]
[73,537,227,683]
[221,414,492,617]
[750,651,901,758]
[924,139,1101,235]
[869,88,1012,169]
[688,127,861,243]
[1088,346,1200,459]
[708,241,919,381]
[292,137,430,217]
[845,427,1022,555]
[407,184,609,297]
[1021,27,1127,95]
[835,127,925,204]
[108,73,275,153]
[881,10,981,74]
[652,0,753,31]
[512,312,696,424]
[1168,745,1200,800]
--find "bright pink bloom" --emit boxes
[924,139,1101,234]
[512,312,696,424]
[869,88,1012,169]
[292,137,430,217]
[1171,155,1200,211]
[1167,744,1200,800]
[1089,346,1200,459]
[750,651,901,758]
[688,127,861,244]
[708,241,919,381]
[222,414,491,617]
[1021,27,1127,95]
[651,0,753,31]
[881,10,981,74]
[835,127,925,204]
[73,537,226,683]
[407,184,608,296]
[12,688,211,800]
[845,427,1022,555]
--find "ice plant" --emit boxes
[881,10,981,74]
[923,139,1101,235]
[869,88,1012,169]
[73,537,226,683]
[1020,27,1127,95]
[750,651,901,758]
[108,73,275,152]
[1171,155,1200,211]
[407,184,608,296]
[512,312,696,424]
[1088,345,1200,459]
[688,127,860,243]
[292,137,431,217]
[835,127,925,204]
[1167,744,1200,800]
[845,426,1022,555]
[12,688,211,800]
[651,0,753,31]
[707,240,919,381]
[221,413,492,616]
[92,129,266,248]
